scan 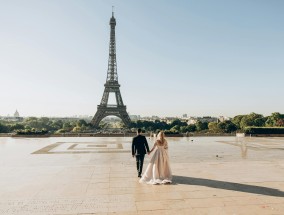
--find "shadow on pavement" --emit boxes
[173,175,284,197]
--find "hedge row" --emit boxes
[15,129,48,135]
[244,127,284,134]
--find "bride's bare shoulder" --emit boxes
[156,139,166,146]
[156,140,162,145]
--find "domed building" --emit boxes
[14,110,20,118]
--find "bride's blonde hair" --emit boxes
[157,131,165,143]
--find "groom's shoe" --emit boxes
[138,175,141,178]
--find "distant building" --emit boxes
[187,117,197,125]
[218,116,231,122]
[14,110,20,118]
[182,114,188,118]
[187,116,218,125]
[102,116,121,122]
[200,116,218,123]
[0,110,23,122]
[129,115,141,121]
[162,117,178,124]
[151,115,160,120]
[140,116,157,122]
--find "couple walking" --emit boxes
[132,128,172,184]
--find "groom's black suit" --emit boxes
[132,134,150,177]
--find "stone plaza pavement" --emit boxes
[0,136,284,215]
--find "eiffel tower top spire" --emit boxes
[106,8,118,83]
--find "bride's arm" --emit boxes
[164,140,168,150]
[149,142,157,153]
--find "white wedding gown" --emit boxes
[139,140,172,184]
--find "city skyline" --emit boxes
[1,0,284,118]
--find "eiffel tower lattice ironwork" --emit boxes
[91,11,131,127]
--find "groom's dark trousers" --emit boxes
[135,155,145,177]
[132,134,150,176]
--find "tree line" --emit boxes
[0,117,92,134]
[130,112,284,134]
[0,112,283,134]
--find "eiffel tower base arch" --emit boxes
[91,105,131,128]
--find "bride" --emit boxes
[139,131,172,184]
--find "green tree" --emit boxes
[170,119,187,127]
[208,122,218,132]
[225,121,238,133]
[186,124,196,132]
[9,123,25,131]
[72,126,81,132]
[63,122,72,131]
[195,121,208,131]
[240,113,265,129]
[40,117,50,124]
[218,121,237,133]
[0,123,9,133]
[170,125,180,133]
[50,120,63,131]
[55,129,66,133]
[24,117,37,122]
[276,119,284,127]
[266,112,284,127]
[180,126,187,133]
[232,115,245,129]
[80,124,86,132]
[23,117,53,131]
[77,119,87,127]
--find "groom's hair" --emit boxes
[137,128,142,133]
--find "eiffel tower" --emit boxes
[91,11,131,127]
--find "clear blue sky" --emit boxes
[0,0,283,117]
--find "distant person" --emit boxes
[139,131,172,184]
[132,128,150,178]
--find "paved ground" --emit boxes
[0,136,284,215]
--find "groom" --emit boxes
[132,128,150,178]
